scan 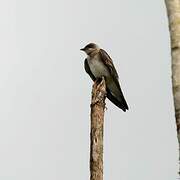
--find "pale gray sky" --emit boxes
[0,0,178,179]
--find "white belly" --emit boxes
[87,55,110,78]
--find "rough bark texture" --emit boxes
[165,0,180,173]
[90,78,106,180]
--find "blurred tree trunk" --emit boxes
[90,78,106,180]
[165,0,180,174]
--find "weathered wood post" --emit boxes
[90,77,106,180]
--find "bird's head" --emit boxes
[80,43,100,56]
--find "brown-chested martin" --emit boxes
[81,43,128,111]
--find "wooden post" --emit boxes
[90,78,106,180]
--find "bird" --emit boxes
[80,43,128,112]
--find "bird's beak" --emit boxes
[80,48,85,51]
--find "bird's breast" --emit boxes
[87,55,110,78]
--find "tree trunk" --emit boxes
[165,0,180,174]
[90,78,106,180]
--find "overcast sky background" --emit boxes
[0,0,178,179]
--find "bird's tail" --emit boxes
[107,89,129,112]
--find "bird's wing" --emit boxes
[99,49,119,79]
[99,49,129,111]
[84,58,96,81]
